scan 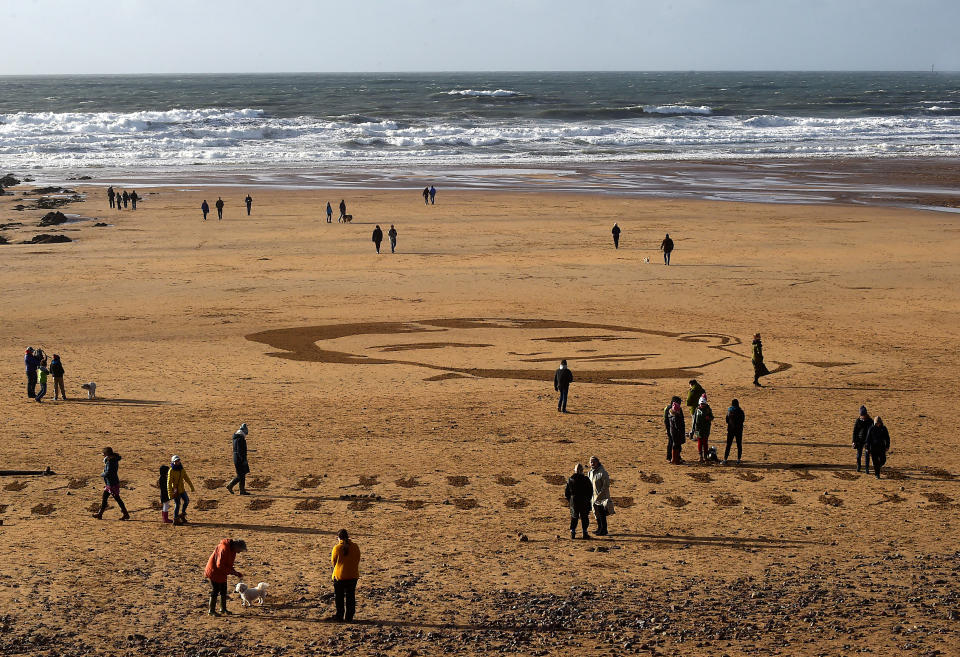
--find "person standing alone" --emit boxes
[752,333,770,386]
[612,223,621,249]
[245,194,253,216]
[660,233,674,265]
[330,529,361,622]
[724,399,745,464]
[204,538,247,616]
[554,359,573,413]
[326,201,333,223]
[226,423,250,495]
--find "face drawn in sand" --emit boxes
[246,318,791,385]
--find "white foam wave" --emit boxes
[447,89,519,97]
[643,105,712,115]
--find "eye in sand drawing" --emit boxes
[246,318,790,385]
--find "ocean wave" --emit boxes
[446,89,519,97]
[642,105,712,115]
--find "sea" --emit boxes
[1,71,959,202]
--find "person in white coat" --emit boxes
[587,456,613,536]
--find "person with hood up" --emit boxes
[667,399,686,465]
[158,464,172,523]
[865,416,891,478]
[686,379,705,424]
[691,394,714,463]
[226,423,250,495]
[372,225,383,253]
[204,538,247,616]
[201,200,210,221]
[752,333,770,386]
[852,405,873,472]
[587,456,613,536]
[663,395,682,462]
[611,223,621,249]
[93,447,129,520]
[49,353,66,401]
[24,347,40,398]
[554,359,573,413]
[167,455,195,525]
[564,463,593,539]
[330,529,361,622]
[724,399,745,464]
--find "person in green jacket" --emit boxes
[35,358,49,403]
[752,333,770,386]
[686,379,705,423]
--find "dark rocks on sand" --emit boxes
[0,174,20,187]
[21,234,72,244]
[33,186,76,195]
[38,211,69,227]
[0,235,8,245]
[93,222,109,227]
[35,196,81,209]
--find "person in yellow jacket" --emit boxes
[330,529,361,622]
[167,455,195,526]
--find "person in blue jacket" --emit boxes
[24,347,40,398]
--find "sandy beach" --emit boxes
[1,182,958,656]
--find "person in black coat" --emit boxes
[215,197,225,220]
[553,359,573,413]
[852,405,872,472]
[227,423,250,495]
[865,416,890,478]
[201,200,210,221]
[372,225,383,253]
[564,463,593,539]
[667,400,686,464]
[93,447,129,520]
[724,399,745,464]
[611,223,621,249]
[663,395,681,462]
[245,194,253,215]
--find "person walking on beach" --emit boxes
[554,359,573,413]
[865,417,890,479]
[226,423,250,495]
[752,333,770,386]
[245,194,253,216]
[35,357,49,403]
[326,202,333,223]
[691,394,714,463]
[660,233,674,265]
[852,405,873,472]
[215,197,224,221]
[667,399,686,464]
[93,447,129,520]
[130,190,139,210]
[107,187,115,209]
[422,186,429,205]
[663,395,682,462]
[588,456,612,536]
[24,347,40,399]
[167,455,195,525]
[116,192,123,211]
[387,225,398,253]
[204,538,247,616]
[201,200,210,221]
[158,464,172,523]
[723,399,745,464]
[686,379,705,424]
[612,223,621,249]
[49,353,66,401]
[121,190,129,209]
[330,529,361,622]
[565,463,593,539]
[338,199,347,222]
[372,225,383,253]
[429,185,436,205]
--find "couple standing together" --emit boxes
[564,456,613,539]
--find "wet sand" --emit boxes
[1,183,959,656]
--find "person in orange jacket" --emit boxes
[330,529,361,622]
[204,538,247,616]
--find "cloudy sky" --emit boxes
[2,0,958,74]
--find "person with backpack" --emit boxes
[226,423,250,495]
[660,233,674,265]
[564,463,593,539]
[49,353,67,400]
[724,399,745,464]
[93,447,129,520]
[372,225,383,253]
[852,405,872,472]
[691,394,714,463]
[611,223,621,249]
[865,417,890,478]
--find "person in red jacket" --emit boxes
[204,539,247,616]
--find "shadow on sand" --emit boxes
[68,397,171,406]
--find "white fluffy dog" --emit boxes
[235,581,269,606]
[80,382,97,399]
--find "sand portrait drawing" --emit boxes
[246,318,792,385]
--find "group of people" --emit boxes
[608,226,675,265]
[201,197,228,221]
[371,225,398,253]
[23,347,66,402]
[662,379,745,465]
[852,405,891,478]
[421,185,437,205]
[106,187,140,210]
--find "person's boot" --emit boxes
[238,488,251,496]
[162,511,172,524]
[226,483,235,494]
[173,515,183,526]
[570,529,576,540]
[93,492,108,519]
[179,513,188,525]
[672,448,682,465]
[117,499,130,521]
[208,597,219,616]
[219,600,231,615]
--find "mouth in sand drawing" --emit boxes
[246,318,790,385]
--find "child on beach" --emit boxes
[35,358,49,403]
[49,353,66,400]
[691,395,714,463]
[167,455,195,525]
[158,464,172,523]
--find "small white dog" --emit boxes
[643,257,650,264]
[80,382,97,399]
[235,581,269,606]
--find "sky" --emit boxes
[1,0,958,74]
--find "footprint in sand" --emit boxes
[833,472,859,481]
[447,476,470,487]
[246,476,271,490]
[348,500,372,511]
[195,499,219,511]
[203,478,227,490]
[639,472,663,484]
[687,472,713,483]
[819,493,843,507]
[922,492,954,505]
[790,470,818,481]
[394,476,420,488]
[4,481,27,492]
[451,498,478,510]
[504,498,528,509]
[403,500,426,510]
[295,475,322,489]
[736,472,764,482]
[294,498,322,511]
[664,495,689,508]
[248,499,274,511]
[611,496,635,509]
[31,503,54,516]
[542,474,566,485]
[67,477,90,490]
[358,475,379,488]
[495,475,519,486]
[713,493,741,507]
[769,494,795,506]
